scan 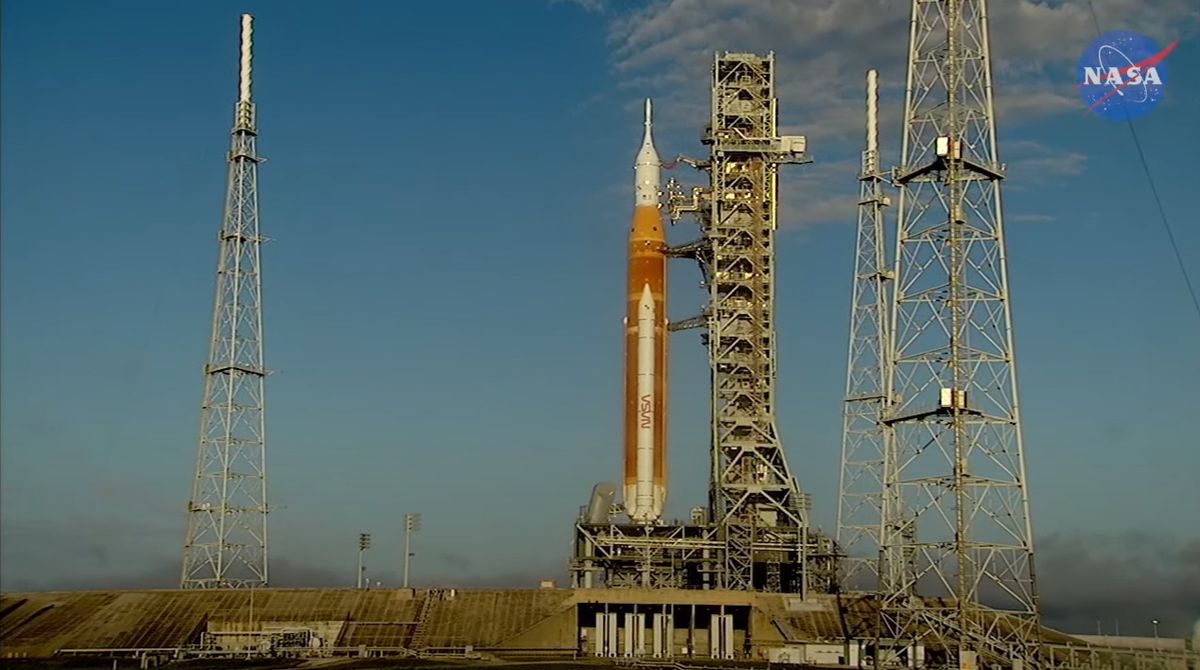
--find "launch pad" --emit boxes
[4,7,1194,670]
[7,586,1191,670]
[572,51,836,597]
[570,521,836,596]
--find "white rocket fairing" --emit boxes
[635,99,661,206]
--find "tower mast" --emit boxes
[836,69,892,590]
[705,53,811,592]
[671,53,817,592]
[880,0,1040,665]
[181,13,269,589]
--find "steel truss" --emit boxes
[879,1,1040,667]
[181,15,269,589]
[668,52,830,594]
[836,70,894,590]
[571,52,839,596]
[571,522,722,589]
[570,520,834,594]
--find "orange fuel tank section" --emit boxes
[623,99,667,524]
[623,204,667,523]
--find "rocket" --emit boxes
[623,99,667,524]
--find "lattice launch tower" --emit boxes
[670,53,821,592]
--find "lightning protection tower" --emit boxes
[836,69,893,591]
[880,0,1040,666]
[181,14,269,589]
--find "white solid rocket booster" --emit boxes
[634,283,657,517]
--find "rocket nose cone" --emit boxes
[639,283,654,309]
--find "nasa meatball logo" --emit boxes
[1076,30,1178,120]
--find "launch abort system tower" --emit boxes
[181,14,270,589]
[572,52,834,595]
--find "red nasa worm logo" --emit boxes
[639,394,653,429]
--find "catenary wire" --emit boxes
[1085,1,1200,323]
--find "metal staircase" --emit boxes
[407,588,445,650]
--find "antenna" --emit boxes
[865,69,878,167]
[239,14,252,104]
[181,14,269,589]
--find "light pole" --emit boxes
[357,533,371,589]
[1152,619,1160,647]
[404,513,421,588]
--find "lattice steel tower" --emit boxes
[181,14,269,589]
[670,52,815,592]
[880,0,1040,666]
[836,70,893,591]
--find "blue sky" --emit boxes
[2,0,1197,635]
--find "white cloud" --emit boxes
[1005,139,1088,177]
[547,0,608,13]
[597,0,1198,147]
[585,0,1196,232]
[1008,213,1057,224]
[587,1,1196,230]
[780,158,862,228]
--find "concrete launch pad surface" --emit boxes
[0,587,1089,662]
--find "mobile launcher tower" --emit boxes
[571,53,837,596]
